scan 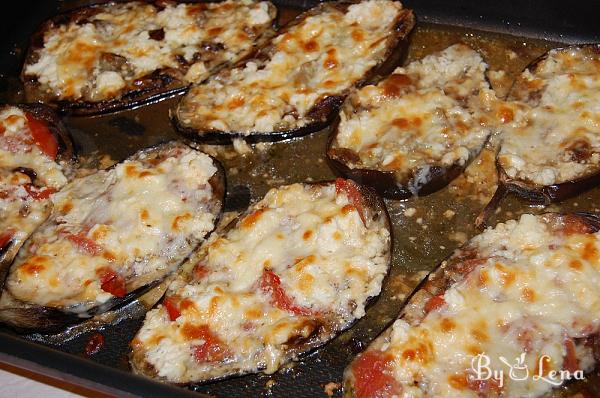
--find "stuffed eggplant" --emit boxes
[0,141,224,332]
[477,45,600,226]
[130,179,391,383]
[327,44,497,199]
[0,104,73,287]
[175,0,415,143]
[344,212,600,398]
[22,0,276,115]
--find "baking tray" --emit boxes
[1,1,600,397]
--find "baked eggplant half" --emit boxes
[327,44,497,199]
[477,45,600,226]
[130,179,391,383]
[0,141,224,332]
[22,0,276,115]
[175,0,415,143]
[344,212,600,398]
[0,104,73,287]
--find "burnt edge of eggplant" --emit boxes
[477,44,600,228]
[0,140,226,333]
[173,2,416,144]
[0,103,75,290]
[130,179,393,385]
[20,0,278,117]
[344,212,600,396]
[326,113,485,199]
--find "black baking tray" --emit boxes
[1,1,600,397]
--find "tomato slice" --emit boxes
[563,337,579,372]
[65,232,103,256]
[335,178,366,225]
[23,184,56,200]
[351,351,400,398]
[424,294,446,314]
[191,325,230,362]
[260,269,312,316]
[0,230,15,251]
[163,296,181,321]
[25,113,58,160]
[192,263,209,280]
[98,268,127,297]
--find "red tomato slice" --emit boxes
[25,113,58,160]
[24,184,56,200]
[65,233,103,256]
[98,268,127,298]
[260,269,312,316]
[163,296,181,321]
[424,294,446,314]
[191,325,230,362]
[0,230,15,250]
[335,178,366,225]
[192,263,209,280]
[563,337,579,372]
[352,351,400,398]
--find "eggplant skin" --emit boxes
[326,118,469,200]
[21,1,277,116]
[343,212,600,397]
[0,141,225,333]
[0,104,74,292]
[496,44,600,204]
[174,1,415,144]
[129,179,392,385]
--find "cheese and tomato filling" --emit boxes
[332,44,495,186]
[176,0,407,134]
[0,106,67,253]
[132,180,390,383]
[6,144,219,312]
[346,213,600,398]
[24,0,275,102]
[498,46,600,186]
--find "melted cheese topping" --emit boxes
[133,182,390,383]
[498,46,600,186]
[177,0,406,134]
[332,44,495,189]
[0,106,67,249]
[349,214,600,397]
[24,0,275,102]
[6,144,219,311]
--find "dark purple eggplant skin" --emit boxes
[21,1,277,116]
[326,114,475,200]
[130,178,393,385]
[0,141,226,333]
[0,103,75,293]
[477,44,600,228]
[173,2,416,144]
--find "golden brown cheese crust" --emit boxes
[22,0,276,114]
[0,105,71,285]
[130,180,391,384]
[328,44,497,198]
[175,0,415,141]
[344,213,600,398]
[498,45,600,188]
[3,142,223,319]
